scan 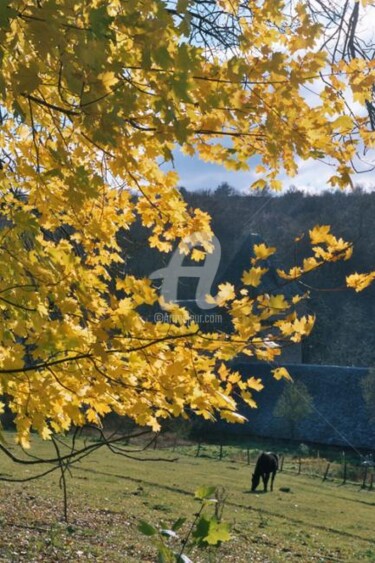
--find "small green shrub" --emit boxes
[138,485,231,562]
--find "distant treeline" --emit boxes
[120,185,375,367]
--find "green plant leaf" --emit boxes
[205,519,231,545]
[172,517,186,531]
[192,515,210,545]
[138,520,158,536]
[194,485,217,500]
[192,516,231,547]
[156,542,175,563]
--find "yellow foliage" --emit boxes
[252,243,276,263]
[242,267,268,287]
[0,0,373,445]
[215,283,236,305]
[346,272,375,292]
[246,377,264,392]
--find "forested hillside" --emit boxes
[124,186,375,367]
[187,187,375,367]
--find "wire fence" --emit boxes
[137,432,375,490]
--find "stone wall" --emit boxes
[215,363,374,449]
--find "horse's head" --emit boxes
[251,472,260,491]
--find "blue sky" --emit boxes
[164,3,375,196]
[169,148,260,192]
[167,148,375,194]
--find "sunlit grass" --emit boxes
[0,431,374,561]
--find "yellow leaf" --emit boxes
[247,377,264,391]
[252,243,276,261]
[216,282,236,305]
[242,267,268,287]
[309,225,332,245]
[272,367,293,381]
[268,294,289,311]
[332,115,353,132]
[191,248,206,261]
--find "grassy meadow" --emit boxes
[0,431,374,562]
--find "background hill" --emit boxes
[121,186,375,367]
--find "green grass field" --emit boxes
[0,432,374,562]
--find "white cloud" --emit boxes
[163,1,375,195]
[167,149,375,194]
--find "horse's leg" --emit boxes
[270,470,276,492]
[263,473,269,492]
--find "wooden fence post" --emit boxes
[369,473,374,491]
[247,448,250,465]
[153,433,158,449]
[342,454,347,485]
[362,466,368,489]
[196,439,201,458]
[298,457,302,475]
[323,462,330,482]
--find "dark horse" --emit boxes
[251,452,278,492]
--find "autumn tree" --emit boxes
[0,0,374,450]
[306,0,375,131]
[273,380,314,439]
